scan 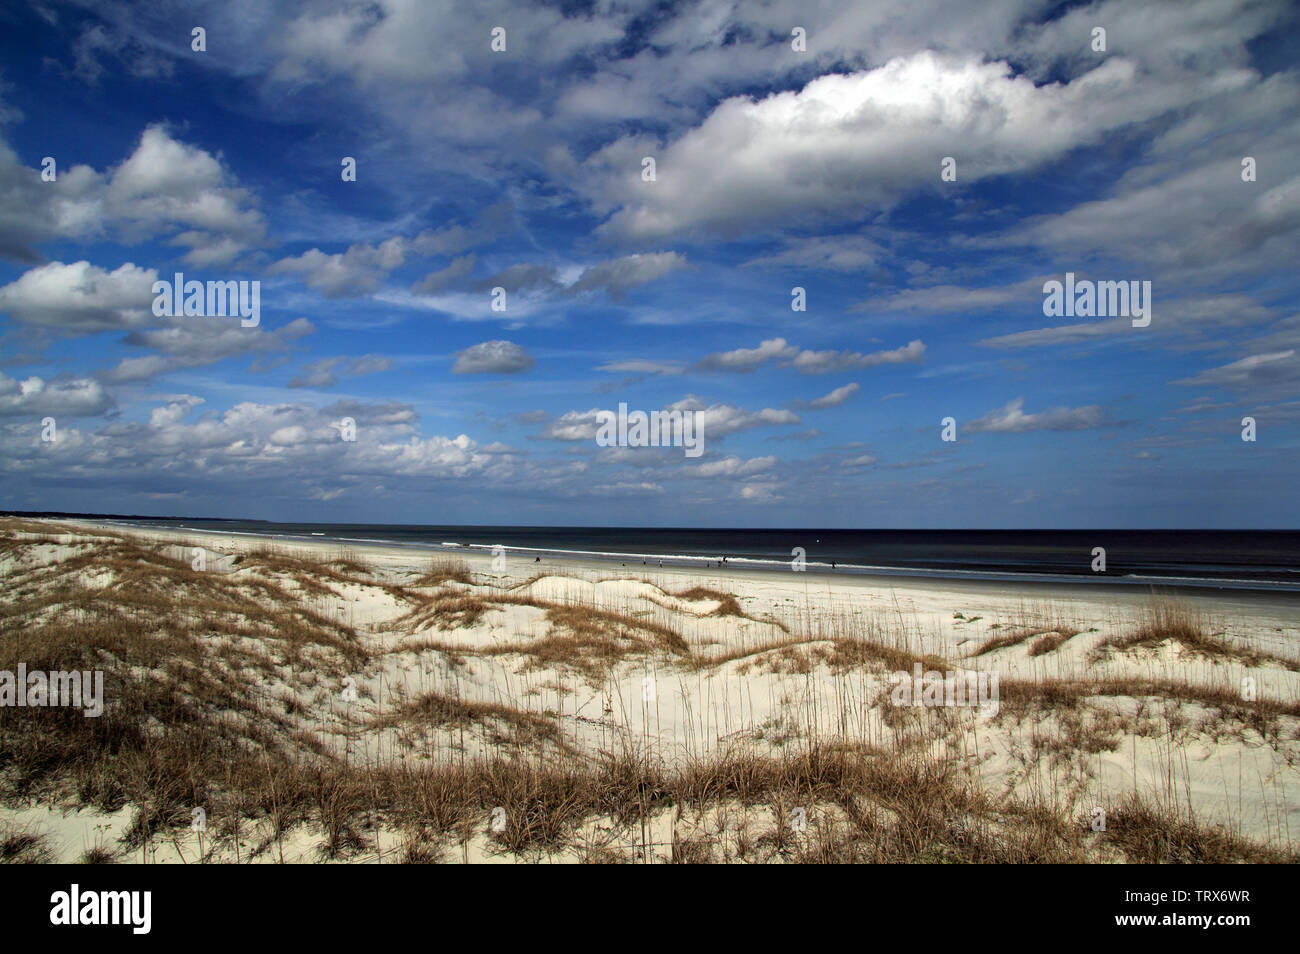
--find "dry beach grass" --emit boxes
[1,518,1297,863]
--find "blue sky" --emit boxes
[1,0,1298,527]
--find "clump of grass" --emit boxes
[1028,632,1073,657]
[996,674,1300,721]
[373,691,569,752]
[697,630,951,676]
[1092,594,1300,670]
[0,526,363,824]
[674,586,744,618]
[79,844,118,864]
[974,625,1081,657]
[484,603,689,684]
[1100,793,1298,863]
[0,825,53,863]
[398,588,537,632]
[328,547,371,576]
[312,769,369,860]
[490,634,628,684]
[423,593,492,629]
[399,831,443,863]
[972,628,1038,655]
[414,557,473,586]
[1133,594,1211,643]
[1091,594,1214,661]
[826,638,949,675]
[545,604,689,655]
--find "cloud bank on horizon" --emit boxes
[0,0,1297,527]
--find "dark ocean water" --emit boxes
[97,519,1300,593]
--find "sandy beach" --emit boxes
[2,516,1297,863]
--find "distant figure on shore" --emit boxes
[534,556,540,563]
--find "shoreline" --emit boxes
[75,517,1300,601]
[65,517,1300,626]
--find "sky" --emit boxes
[0,0,1297,528]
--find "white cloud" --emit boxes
[566,251,688,298]
[0,260,156,333]
[541,398,798,442]
[541,408,604,441]
[2,398,499,490]
[699,337,798,372]
[0,124,266,266]
[111,126,265,264]
[978,317,1138,350]
[808,383,860,409]
[413,254,476,294]
[979,295,1277,349]
[878,277,1046,313]
[288,354,393,388]
[270,425,309,445]
[791,341,925,375]
[740,483,781,502]
[699,338,924,374]
[693,455,777,478]
[149,396,204,428]
[596,359,684,375]
[587,51,1171,240]
[668,396,799,437]
[965,397,1105,433]
[1175,350,1297,389]
[452,340,535,374]
[0,372,113,418]
[743,236,884,272]
[103,318,316,383]
[270,236,414,298]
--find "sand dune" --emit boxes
[1,517,1296,863]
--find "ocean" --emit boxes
[93,518,1300,593]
